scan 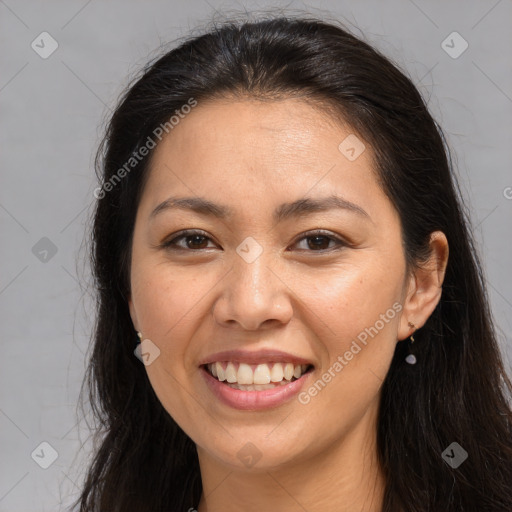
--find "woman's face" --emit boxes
[128,97,416,470]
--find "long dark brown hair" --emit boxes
[72,14,512,512]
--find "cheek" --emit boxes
[293,261,402,345]
[292,262,402,408]
[131,263,203,342]
[131,266,210,431]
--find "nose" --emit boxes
[213,250,294,331]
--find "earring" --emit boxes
[136,331,142,343]
[405,322,417,365]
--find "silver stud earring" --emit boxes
[405,322,417,365]
[136,331,142,343]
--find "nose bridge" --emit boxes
[214,236,293,329]
[235,240,271,300]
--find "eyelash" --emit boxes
[161,229,348,253]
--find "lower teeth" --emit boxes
[222,379,295,391]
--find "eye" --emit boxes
[291,230,347,252]
[162,230,216,251]
[161,229,348,253]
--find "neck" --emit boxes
[195,405,386,512]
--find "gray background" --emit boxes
[1,0,511,510]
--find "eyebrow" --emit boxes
[149,194,371,223]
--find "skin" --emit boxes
[128,97,449,512]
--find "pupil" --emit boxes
[188,235,206,248]
[308,236,328,250]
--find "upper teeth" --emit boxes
[207,362,309,385]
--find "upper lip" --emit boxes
[199,349,314,367]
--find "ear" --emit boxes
[128,295,139,333]
[398,231,449,341]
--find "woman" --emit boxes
[74,15,512,512]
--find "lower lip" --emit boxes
[200,366,313,410]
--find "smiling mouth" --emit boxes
[202,361,315,391]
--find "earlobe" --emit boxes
[398,231,449,341]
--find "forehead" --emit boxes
[153,97,352,161]
[140,97,388,224]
